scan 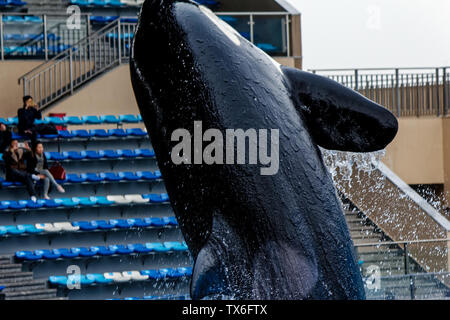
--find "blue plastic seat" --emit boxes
[85,173,102,182]
[178,267,193,277]
[49,276,68,286]
[93,196,115,205]
[8,200,27,210]
[137,171,160,180]
[103,150,121,159]
[119,171,139,181]
[67,174,86,183]
[148,217,165,227]
[5,225,25,235]
[133,218,153,228]
[136,148,155,158]
[90,129,111,138]
[109,219,135,229]
[130,243,152,254]
[89,273,113,284]
[72,130,92,138]
[100,172,121,182]
[143,193,169,203]
[94,220,114,230]
[71,247,95,257]
[110,244,133,255]
[92,246,116,256]
[146,242,169,252]
[99,115,119,123]
[81,115,101,124]
[43,199,61,208]
[0,201,11,210]
[63,116,84,125]
[35,249,61,260]
[85,150,101,159]
[119,114,139,123]
[126,128,147,136]
[67,151,85,160]
[60,198,80,207]
[56,248,79,258]
[141,269,165,280]
[163,216,178,226]
[16,250,42,261]
[49,151,68,161]
[164,241,188,252]
[73,197,96,206]
[26,199,45,209]
[59,130,76,139]
[47,117,67,125]
[108,128,127,137]
[73,221,98,231]
[105,0,123,7]
[119,149,136,158]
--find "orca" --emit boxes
[130,0,398,300]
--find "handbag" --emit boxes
[49,162,66,181]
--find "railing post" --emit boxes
[354,69,359,91]
[117,19,122,64]
[395,68,401,117]
[285,14,290,57]
[0,13,4,61]
[404,243,409,275]
[69,49,74,95]
[43,15,48,61]
[436,68,441,117]
[444,67,448,116]
[249,14,254,44]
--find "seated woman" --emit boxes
[3,140,39,201]
[27,141,65,200]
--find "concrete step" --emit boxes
[0,264,23,273]
[1,279,48,293]
[0,271,34,283]
[0,255,11,265]
[5,288,58,300]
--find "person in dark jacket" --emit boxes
[0,123,12,154]
[18,96,57,144]
[27,141,65,200]
[3,139,40,201]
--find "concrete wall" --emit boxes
[0,60,44,118]
[383,117,444,185]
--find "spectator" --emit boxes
[27,141,65,200]
[3,139,40,202]
[0,123,12,154]
[18,96,57,144]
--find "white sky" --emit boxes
[286,0,450,70]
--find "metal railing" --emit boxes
[0,13,92,61]
[310,67,450,117]
[354,238,450,300]
[18,18,136,110]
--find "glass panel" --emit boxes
[2,14,45,59]
[253,15,287,56]
[46,15,89,58]
[217,14,251,42]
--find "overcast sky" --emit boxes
[286,0,450,70]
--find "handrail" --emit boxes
[310,66,450,72]
[18,18,121,82]
[354,238,450,248]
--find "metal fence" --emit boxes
[355,238,450,300]
[18,18,135,109]
[310,67,450,117]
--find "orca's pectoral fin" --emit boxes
[282,66,398,152]
[191,243,230,300]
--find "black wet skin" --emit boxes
[130,0,398,300]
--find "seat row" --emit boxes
[110,294,190,301]
[0,193,168,210]
[3,33,60,41]
[0,0,27,6]
[69,0,126,7]
[90,16,138,24]
[0,170,161,188]
[0,148,155,162]
[0,216,177,236]
[15,241,189,261]
[2,45,70,55]
[10,128,147,141]
[2,15,42,23]
[1,114,142,126]
[49,267,193,287]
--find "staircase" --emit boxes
[0,255,61,300]
[18,18,137,112]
